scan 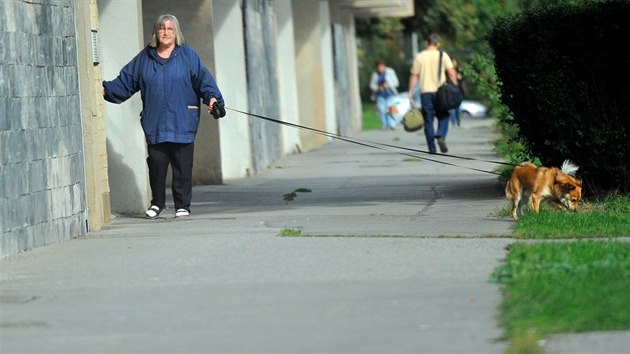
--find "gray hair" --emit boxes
[150,14,185,47]
[427,33,441,46]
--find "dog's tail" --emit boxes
[561,159,579,176]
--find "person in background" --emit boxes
[449,57,466,127]
[103,14,224,219]
[370,59,399,130]
[408,33,458,153]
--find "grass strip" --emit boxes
[278,228,302,237]
[362,102,381,130]
[491,240,630,340]
[513,210,630,239]
[511,194,630,239]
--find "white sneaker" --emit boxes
[175,209,190,217]
[145,205,163,219]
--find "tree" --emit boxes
[356,0,526,98]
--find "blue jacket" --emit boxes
[103,45,224,145]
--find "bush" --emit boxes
[488,0,630,194]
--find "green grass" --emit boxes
[362,102,381,130]
[278,228,302,237]
[494,194,630,353]
[503,330,545,354]
[491,241,630,339]
[511,194,630,239]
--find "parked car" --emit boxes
[459,100,487,119]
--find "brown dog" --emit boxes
[506,160,582,220]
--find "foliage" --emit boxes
[356,0,526,100]
[491,241,630,338]
[356,18,408,100]
[488,0,630,194]
[400,0,524,54]
[458,52,537,181]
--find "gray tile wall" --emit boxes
[1,0,87,259]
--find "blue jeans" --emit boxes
[421,92,450,152]
[450,108,460,126]
[376,95,396,128]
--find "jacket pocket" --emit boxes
[186,105,201,134]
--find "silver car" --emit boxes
[459,100,487,119]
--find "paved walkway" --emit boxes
[1,117,627,353]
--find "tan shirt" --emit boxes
[410,49,454,93]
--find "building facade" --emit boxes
[0,0,413,259]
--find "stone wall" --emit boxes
[0,0,87,259]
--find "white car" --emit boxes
[459,100,487,119]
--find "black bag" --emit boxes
[435,51,463,116]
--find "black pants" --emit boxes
[146,142,194,211]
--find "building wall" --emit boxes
[243,0,282,174]
[0,0,89,259]
[330,7,361,135]
[98,0,150,214]
[274,0,301,155]
[318,1,338,136]
[212,0,252,178]
[76,0,111,231]
[291,1,329,151]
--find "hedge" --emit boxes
[488,0,630,194]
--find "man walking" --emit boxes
[408,33,458,154]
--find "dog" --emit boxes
[506,160,582,220]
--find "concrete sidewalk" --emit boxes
[2,117,624,353]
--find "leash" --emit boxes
[225,107,512,176]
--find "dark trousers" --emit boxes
[146,142,194,211]
[421,92,450,153]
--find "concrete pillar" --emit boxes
[76,0,111,228]
[329,6,362,134]
[242,0,282,174]
[291,1,329,150]
[142,0,222,185]
[274,0,302,155]
[318,1,337,136]
[345,12,363,133]
[98,0,150,214]
[212,0,252,178]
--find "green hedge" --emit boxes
[488,0,630,194]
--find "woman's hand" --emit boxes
[207,98,218,113]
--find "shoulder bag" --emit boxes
[435,50,463,116]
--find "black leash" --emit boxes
[225,107,512,176]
